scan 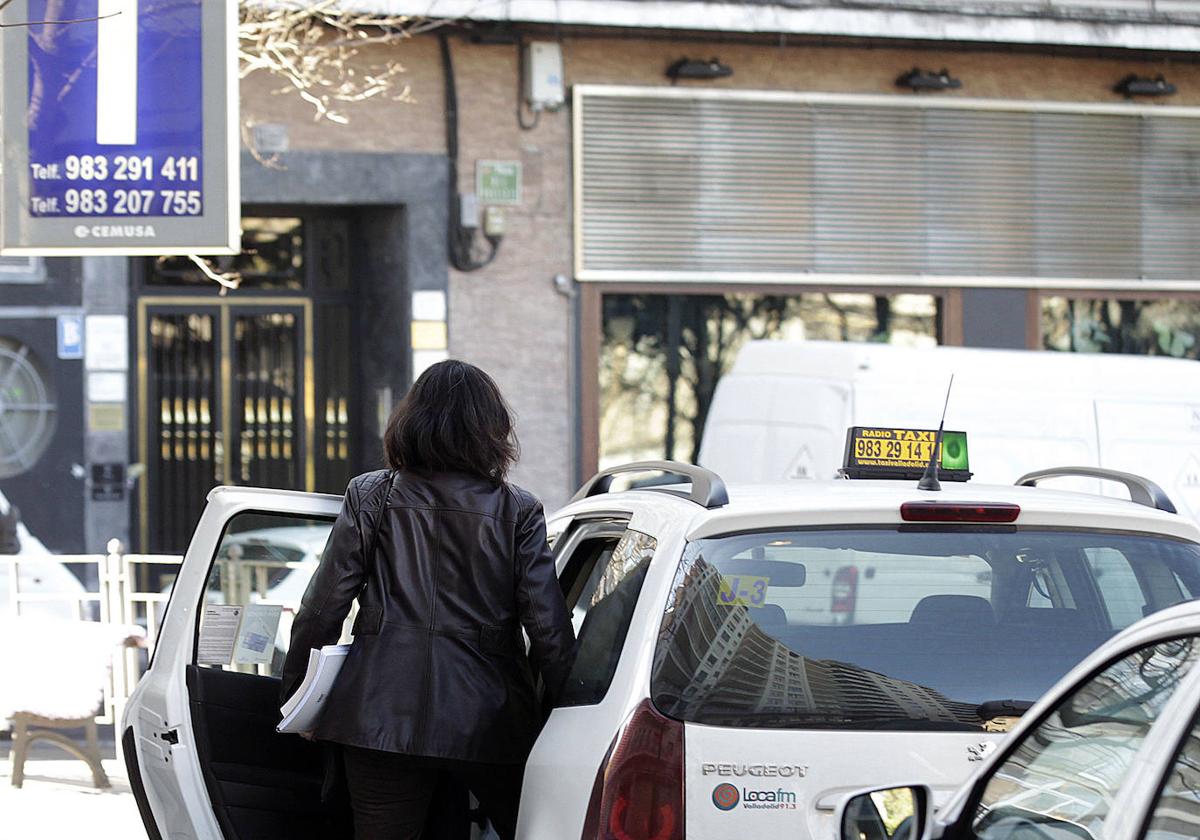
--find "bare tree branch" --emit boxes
[238,0,436,125]
[184,255,241,292]
[0,0,119,27]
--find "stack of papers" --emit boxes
[277,644,351,734]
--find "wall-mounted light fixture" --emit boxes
[896,68,962,92]
[666,58,733,82]
[1114,74,1176,98]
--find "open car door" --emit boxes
[122,486,343,840]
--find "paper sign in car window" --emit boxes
[198,604,243,665]
[233,603,283,665]
[717,574,770,608]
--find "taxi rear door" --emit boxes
[122,486,342,840]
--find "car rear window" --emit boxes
[651,527,1200,731]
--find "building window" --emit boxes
[1042,296,1200,359]
[147,217,305,290]
[576,89,1200,285]
[599,292,940,466]
[0,256,45,284]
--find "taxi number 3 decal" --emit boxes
[718,574,769,608]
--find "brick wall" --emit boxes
[240,31,1200,506]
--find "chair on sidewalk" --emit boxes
[1,616,144,789]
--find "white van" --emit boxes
[699,341,1200,520]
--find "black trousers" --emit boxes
[342,745,525,840]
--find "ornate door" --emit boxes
[141,302,310,553]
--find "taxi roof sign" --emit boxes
[841,426,971,481]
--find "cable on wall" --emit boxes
[440,33,501,272]
[516,36,542,131]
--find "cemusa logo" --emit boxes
[73,224,158,239]
[711,784,797,811]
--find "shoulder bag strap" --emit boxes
[358,470,395,597]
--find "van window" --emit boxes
[557,529,656,707]
[651,528,1200,731]
[195,512,334,676]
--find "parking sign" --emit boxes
[0,0,238,255]
[57,314,84,359]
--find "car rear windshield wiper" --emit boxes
[977,699,1035,720]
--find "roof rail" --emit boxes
[1015,466,1177,514]
[571,461,729,509]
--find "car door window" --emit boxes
[1144,712,1200,840]
[559,536,621,627]
[196,511,334,677]
[1085,548,1147,629]
[557,528,657,707]
[971,636,1200,840]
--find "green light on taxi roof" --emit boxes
[940,431,969,472]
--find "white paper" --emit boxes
[233,603,282,665]
[84,315,128,371]
[87,371,126,402]
[411,290,446,321]
[197,605,243,665]
[277,644,352,734]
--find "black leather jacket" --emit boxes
[281,469,575,764]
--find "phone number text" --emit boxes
[31,155,200,182]
[31,189,203,216]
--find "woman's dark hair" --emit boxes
[384,359,518,482]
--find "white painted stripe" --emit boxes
[96,0,138,146]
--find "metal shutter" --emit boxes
[574,87,1200,287]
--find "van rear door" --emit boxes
[122,486,341,840]
[1098,398,1200,516]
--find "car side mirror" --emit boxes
[839,785,932,840]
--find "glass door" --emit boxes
[230,307,306,491]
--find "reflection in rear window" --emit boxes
[651,528,1200,731]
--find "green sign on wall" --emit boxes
[476,160,522,205]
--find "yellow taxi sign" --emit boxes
[841,426,971,481]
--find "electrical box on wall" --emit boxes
[524,41,564,112]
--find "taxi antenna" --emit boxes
[917,374,955,492]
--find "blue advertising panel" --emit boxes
[1,0,237,254]
[27,0,204,219]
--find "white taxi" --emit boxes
[122,428,1200,840]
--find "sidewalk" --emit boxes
[0,734,145,839]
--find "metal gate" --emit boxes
[137,299,314,553]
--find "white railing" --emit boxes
[1,543,182,726]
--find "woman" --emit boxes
[282,359,575,839]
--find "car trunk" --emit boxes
[683,725,999,839]
[644,523,1200,839]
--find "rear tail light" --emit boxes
[831,565,859,617]
[581,699,685,840]
[900,502,1021,523]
